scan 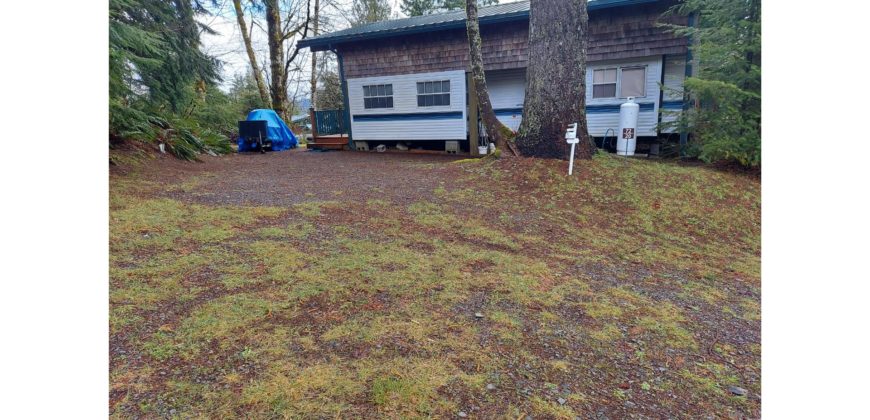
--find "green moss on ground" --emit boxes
[110,155,760,418]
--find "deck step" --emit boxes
[310,139,348,145]
[307,142,346,150]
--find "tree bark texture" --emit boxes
[465,0,512,154]
[309,0,320,109]
[516,0,592,160]
[265,0,288,119]
[232,0,270,107]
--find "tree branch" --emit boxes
[281,0,311,90]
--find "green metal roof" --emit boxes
[298,0,660,51]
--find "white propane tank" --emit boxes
[616,97,639,156]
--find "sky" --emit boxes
[199,0,522,101]
[198,0,405,97]
[198,11,267,91]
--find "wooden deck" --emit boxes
[308,109,349,150]
[307,134,348,150]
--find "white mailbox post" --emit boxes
[565,123,579,175]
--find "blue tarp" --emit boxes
[238,109,298,152]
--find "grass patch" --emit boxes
[110,153,759,418]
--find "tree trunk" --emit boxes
[515,0,592,160]
[265,0,287,119]
[279,2,311,110]
[309,0,320,109]
[233,0,271,107]
[465,0,514,155]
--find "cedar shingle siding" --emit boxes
[340,22,529,79]
[587,4,688,62]
[339,2,687,79]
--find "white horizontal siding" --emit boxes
[585,56,663,137]
[347,70,467,141]
[660,54,686,134]
[662,56,686,101]
[482,57,669,138]
[487,69,526,132]
[343,56,686,142]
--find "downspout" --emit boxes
[331,46,354,149]
[679,11,697,157]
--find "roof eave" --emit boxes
[300,10,528,52]
[299,0,659,52]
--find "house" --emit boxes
[297,0,691,154]
[290,113,312,130]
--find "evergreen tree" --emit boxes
[666,0,761,167]
[109,0,219,112]
[515,0,592,159]
[315,71,345,110]
[401,0,437,16]
[229,73,270,112]
[401,0,497,16]
[351,0,392,26]
[109,0,231,160]
[442,0,496,12]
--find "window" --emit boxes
[363,84,393,109]
[619,67,646,98]
[592,66,647,99]
[417,80,450,107]
[592,68,617,98]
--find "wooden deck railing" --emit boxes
[312,109,347,136]
[308,108,350,150]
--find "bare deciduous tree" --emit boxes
[309,0,320,109]
[465,0,515,155]
[232,0,271,106]
[261,0,311,119]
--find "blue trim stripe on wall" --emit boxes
[355,103,667,123]
[585,102,656,114]
[494,107,523,116]
[661,101,684,110]
[496,104,662,116]
[353,111,464,122]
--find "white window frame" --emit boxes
[592,68,618,99]
[363,84,393,109]
[416,80,451,107]
[591,65,648,99]
[618,66,647,98]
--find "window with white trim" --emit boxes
[619,67,646,98]
[592,68,617,98]
[416,80,450,107]
[363,84,393,109]
[592,66,647,99]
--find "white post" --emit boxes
[568,142,577,175]
[565,123,578,175]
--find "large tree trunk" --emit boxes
[465,0,514,155]
[265,0,288,119]
[232,0,270,107]
[515,0,592,160]
[309,0,320,109]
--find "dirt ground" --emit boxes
[140,149,469,206]
[110,148,761,418]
